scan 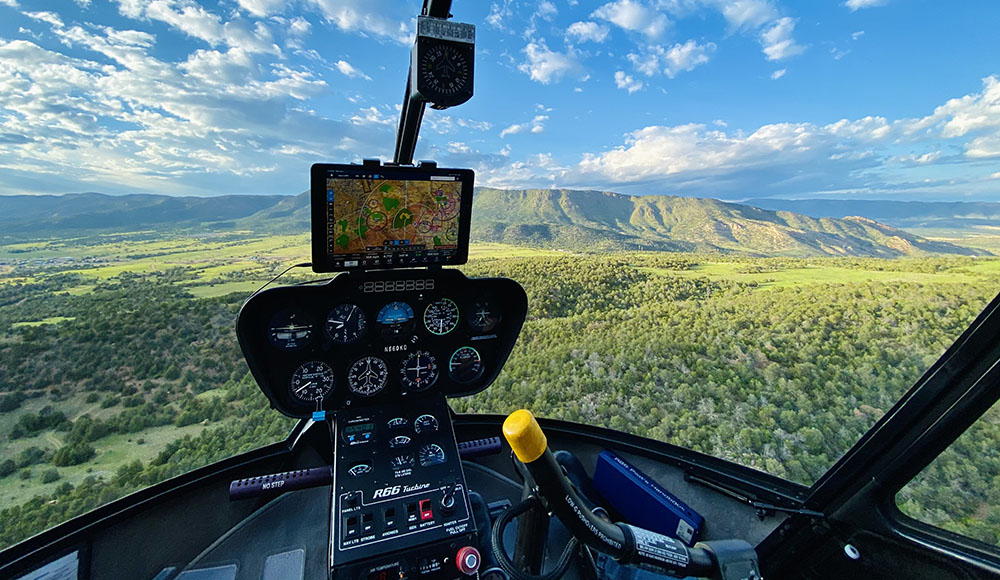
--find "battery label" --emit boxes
[626,525,690,567]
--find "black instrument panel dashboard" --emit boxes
[237,268,527,418]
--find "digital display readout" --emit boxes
[311,164,473,273]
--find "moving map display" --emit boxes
[311,164,473,272]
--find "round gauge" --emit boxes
[389,435,412,448]
[267,309,313,349]
[325,304,367,344]
[449,346,483,384]
[468,299,500,334]
[418,443,447,467]
[391,454,415,471]
[289,361,335,402]
[400,351,439,392]
[377,301,416,340]
[348,356,389,397]
[348,463,372,477]
[387,417,409,430]
[414,414,440,434]
[420,43,472,99]
[424,298,459,335]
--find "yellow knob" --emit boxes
[503,409,547,463]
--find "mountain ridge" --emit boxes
[0,190,985,257]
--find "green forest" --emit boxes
[1,242,999,552]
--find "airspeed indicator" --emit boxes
[424,298,459,335]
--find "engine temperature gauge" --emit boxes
[348,463,372,477]
[418,443,447,467]
[414,414,439,434]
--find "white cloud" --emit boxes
[719,0,778,31]
[304,0,410,44]
[892,151,942,165]
[289,16,311,36]
[0,23,393,196]
[761,17,804,61]
[349,106,394,126]
[25,11,64,27]
[627,40,714,78]
[845,0,888,11]
[614,70,644,93]
[0,0,19,7]
[852,30,865,40]
[500,115,548,137]
[486,0,514,31]
[566,21,610,43]
[480,75,1000,197]
[771,68,785,80]
[592,0,669,39]
[519,40,581,84]
[75,0,92,7]
[112,0,224,45]
[334,59,371,80]
[235,0,285,18]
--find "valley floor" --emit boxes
[1,233,998,550]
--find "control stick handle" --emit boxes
[502,410,759,580]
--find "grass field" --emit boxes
[636,261,1000,289]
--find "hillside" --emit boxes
[744,198,1000,229]
[0,190,985,257]
[472,189,982,257]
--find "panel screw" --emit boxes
[844,544,861,560]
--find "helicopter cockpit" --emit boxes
[3,1,1000,580]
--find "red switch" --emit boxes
[419,499,433,521]
[456,546,480,575]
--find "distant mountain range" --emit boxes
[0,190,987,257]
[744,198,1000,230]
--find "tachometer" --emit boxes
[267,309,313,349]
[449,346,483,384]
[325,304,367,344]
[377,301,415,340]
[400,351,439,392]
[414,414,439,434]
[418,443,447,467]
[348,356,389,397]
[424,298,459,335]
[289,361,335,402]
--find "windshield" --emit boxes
[1,0,999,553]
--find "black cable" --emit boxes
[241,261,311,306]
[491,496,579,580]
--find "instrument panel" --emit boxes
[237,268,528,418]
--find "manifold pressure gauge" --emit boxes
[411,16,475,109]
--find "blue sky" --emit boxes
[0,0,998,201]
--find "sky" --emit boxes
[0,0,998,201]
